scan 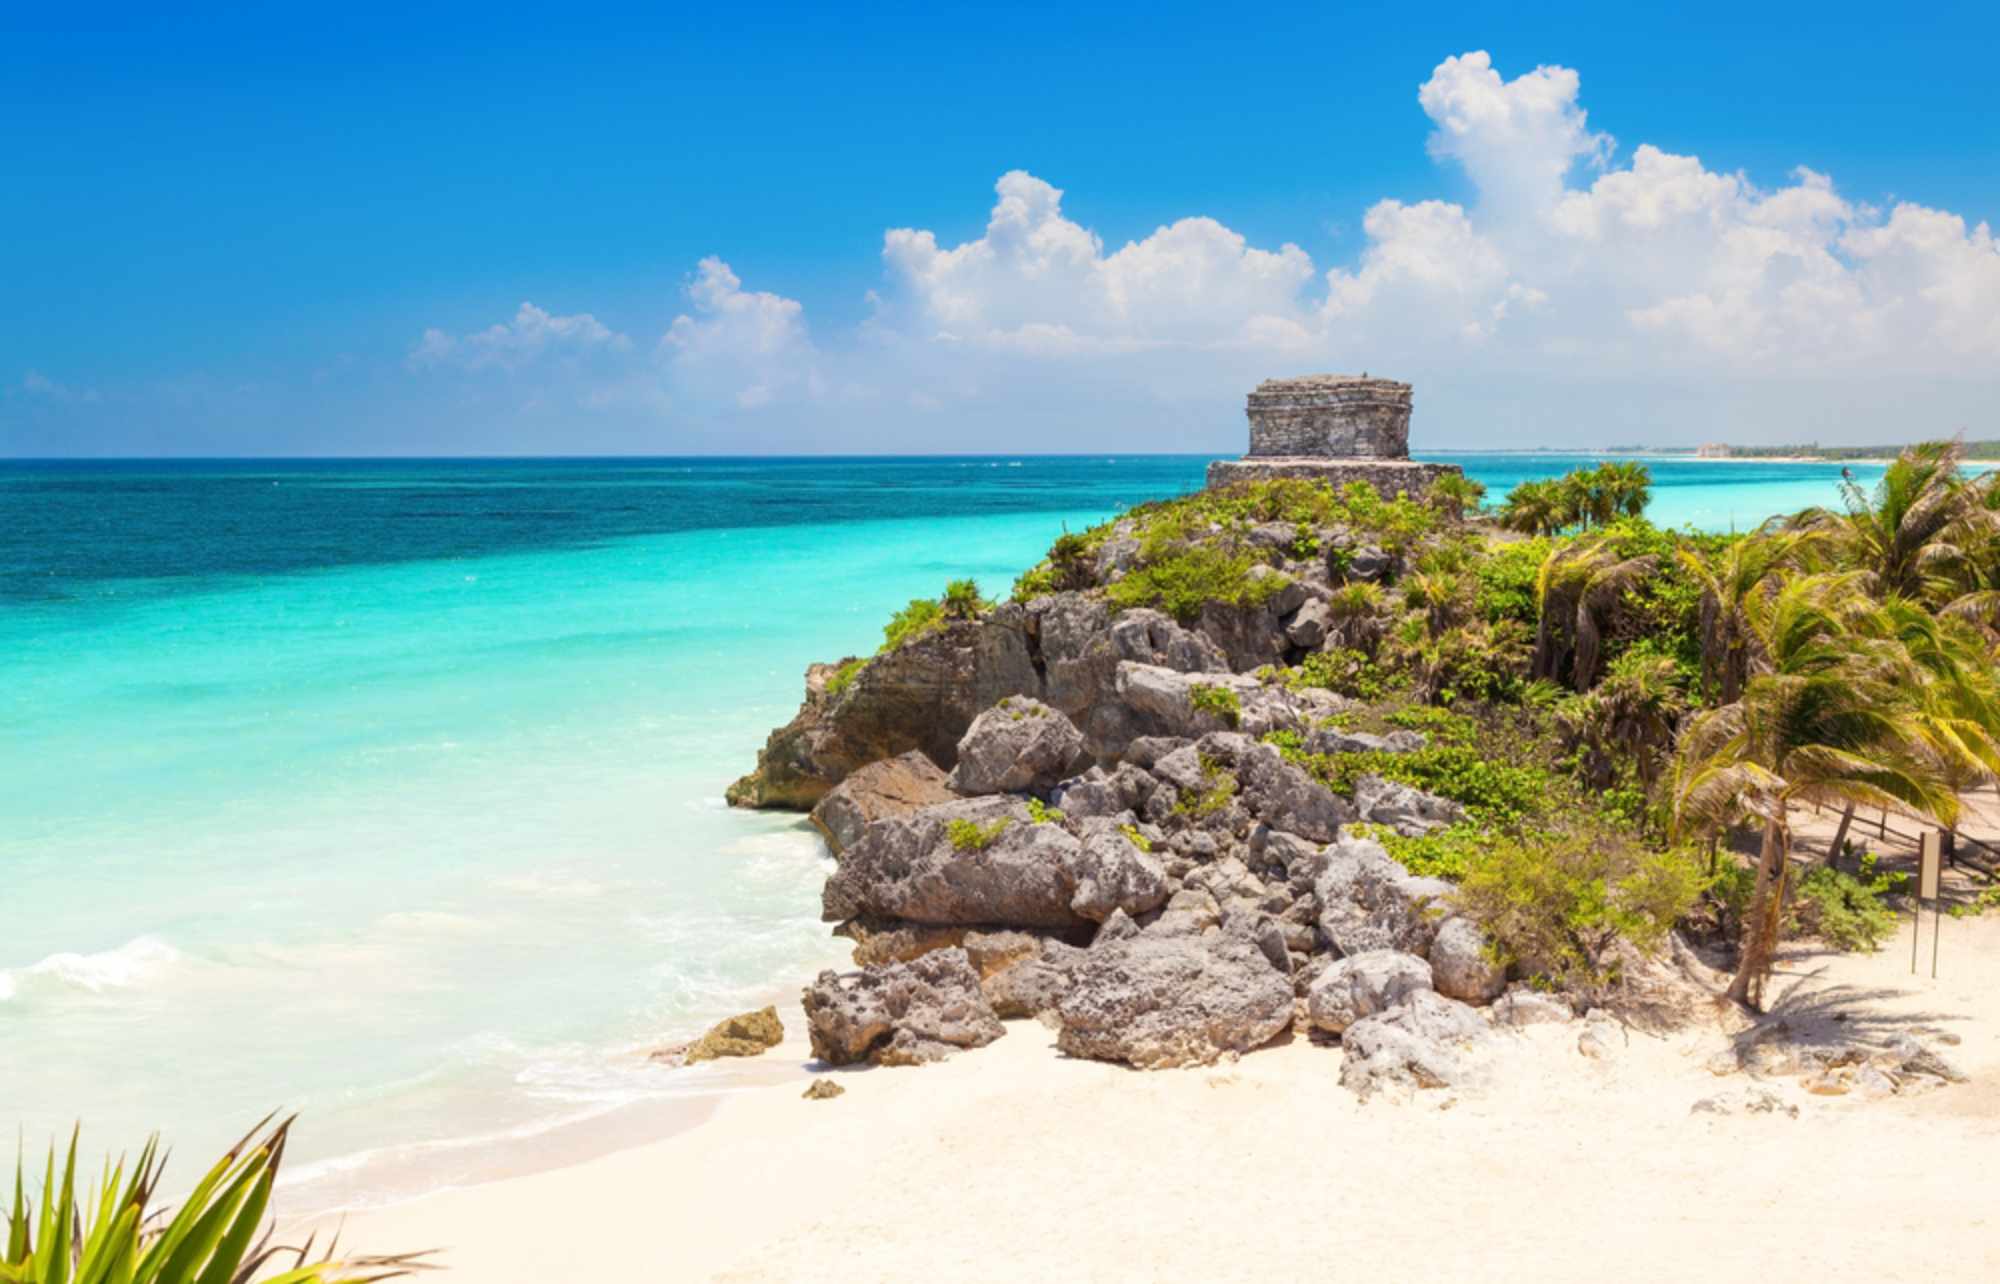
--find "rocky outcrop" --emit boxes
[1353,775,1466,836]
[729,611,1039,810]
[650,1005,785,1067]
[946,696,1087,797]
[1313,835,1454,957]
[801,948,1005,1067]
[1306,951,1433,1035]
[1427,917,1508,1005]
[1055,920,1293,1069]
[1338,989,1493,1098]
[822,796,1167,931]
[809,751,956,857]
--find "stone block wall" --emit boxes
[1246,376,1412,459]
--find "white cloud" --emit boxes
[403,50,2000,447]
[408,302,628,371]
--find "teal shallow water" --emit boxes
[0,453,1888,1206]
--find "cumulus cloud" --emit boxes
[408,302,629,371]
[405,50,2000,446]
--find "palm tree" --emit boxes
[1499,479,1565,536]
[1795,440,1985,604]
[1428,472,1487,519]
[1670,576,1959,1007]
[1599,460,1653,520]
[1557,653,1689,793]
[1674,528,1816,705]
[1533,538,1658,691]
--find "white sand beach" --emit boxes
[327,911,2000,1283]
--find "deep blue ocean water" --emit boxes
[0,452,1884,1206]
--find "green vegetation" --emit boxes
[1104,545,1290,623]
[1118,822,1153,853]
[2,1119,425,1284]
[941,577,989,620]
[824,657,865,699]
[1025,798,1064,825]
[1173,755,1239,819]
[1188,682,1242,727]
[880,596,945,651]
[1454,827,1708,987]
[946,817,1011,851]
[839,444,2000,1011]
[1790,857,1906,951]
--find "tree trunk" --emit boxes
[1727,815,1790,1009]
[1827,804,1857,870]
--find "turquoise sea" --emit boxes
[0,452,1886,1207]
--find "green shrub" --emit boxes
[1286,648,1394,701]
[881,596,944,651]
[941,577,989,620]
[1105,545,1289,623]
[1173,755,1238,819]
[1305,744,1552,829]
[1383,704,1477,744]
[824,657,865,699]
[1791,858,1903,951]
[1025,798,1064,825]
[1453,829,1708,985]
[1119,822,1153,853]
[2,1119,425,1283]
[1349,820,1491,882]
[946,817,1011,851]
[1189,682,1242,727]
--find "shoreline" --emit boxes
[315,916,2000,1281]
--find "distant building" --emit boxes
[1695,442,1733,459]
[1206,374,1460,495]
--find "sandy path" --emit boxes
[323,914,2000,1282]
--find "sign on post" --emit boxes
[1914,831,1943,979]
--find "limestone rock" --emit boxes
[1339,990,1492,1099]
[1313,835,1453,957]
[809,751,956,857]
[802,1079,845,1100]
[1577,1011,1627,1060]
[947,695,1087,797]
[1353,773,1465,836]
[1306,950,1433,1035]
[1285,598,1331,649]
[1210,733,1351,842]
[651,1005,785,1066]
[730,612,1040,810]
[1305,728,1426,756]
[801,948,1004,1067]
[823,796,1087,929]
[1067,818,1171,923]
[1427,917,1507,1005]
[1055,921,1293,1069]
[1491,989,1575,1028]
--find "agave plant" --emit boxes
[3,1118,427,1284]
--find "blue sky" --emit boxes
[5,3,1998,456]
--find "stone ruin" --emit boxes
[1206,374,1461,495]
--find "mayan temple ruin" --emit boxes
[1206,374,1460,495]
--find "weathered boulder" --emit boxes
[1305,727,1426,755]
[978,937,1088,1020]
[729,611,1040,810]
[1339,989,1492,1098]
[1313,835,1454,957]
[801,948,1005,1067]
[809,751,956,857]
[1490,988,1575,1027]
[1050,762,1158,819]
[650,1005,785,1067]
[1055,921,1293,1069]
[1285,598,1331,649]
[823,797,1086,929]
[1307,950,1433,1034]
[1198,597,1291,671]
[947,695,1087,797]
[1231,737,1350,841]
[824,797,1167,932]
[1428,917,1507,1005]
[1353,774,1465,836]
[1067,818,1171,922]
[802,1079,845,1100]
[1114,663,1241,735]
